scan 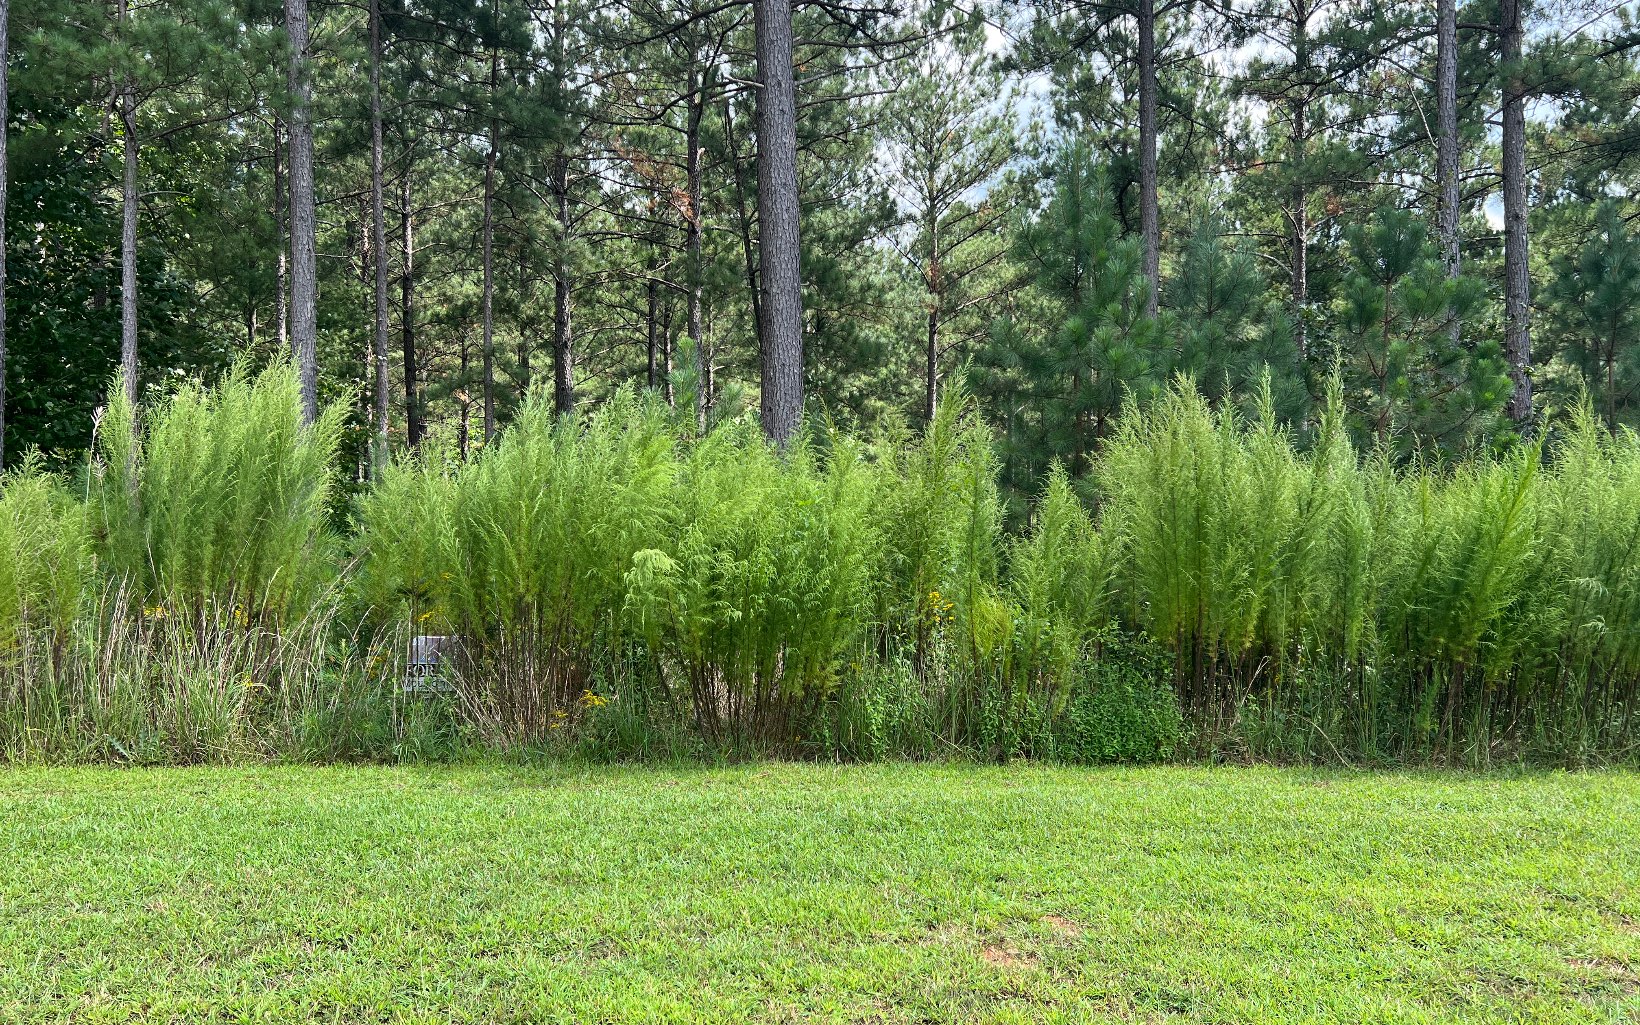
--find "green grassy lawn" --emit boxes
[1,765,1638,1024]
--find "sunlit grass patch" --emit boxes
[1,763,1637,1023]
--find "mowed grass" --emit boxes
[1,765,1638,1024]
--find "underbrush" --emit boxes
[3,363,1639,767]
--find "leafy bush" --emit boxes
[811,656,942,761]
[1049,638,1183,764]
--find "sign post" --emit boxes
[403,634,455,696]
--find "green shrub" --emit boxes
[626,421,882,749]
[1046,635,1181,764]
[0,459,92,657]
[92,361,345,626]
[1515,410,1640,754]
[875,385,1008,669]
[810,656,942,761]
[1007,465,1106,698]
[355,390,676,742]
[1098,382,1343,705]
[0,364,392,765]
[4,365,1640,766]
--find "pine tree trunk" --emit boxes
[0,0,9,468]
[1137,0,1160,319]
[1289,125,1307,359]
[1500,0,1531,424]
[646,244,659,391]
[1436,0,1461,346]
[118,0,138,406]
[481,45,498,442]
[552,153,574,414]
[924,217,939,422]
[753,0,803,445]
[286,0,318,423]
[925,308,939,423]
[458,342,470,459]
[723,97,762,351]
[646,250,659,389]
[1289,0,1309,360]
[516,259,529,399]
[369,0,390,470]
[685,79,706,432]
[704,313,716,421]
[400,169,422,447]
[662,304,675,407]
[549,3,573,416]
[273,117,288,353]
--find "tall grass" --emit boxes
[356,391,676,741]
[93,362,345,626]
[1098,382,1640,761]
[0,460,92,661]
[5,365,1640,765]
[0,364,386,764]
[627,424,882,748]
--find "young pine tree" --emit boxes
[879,8,1020,423]
[1547,200,1640,431]
[978,143,1163,497]
[1335,207,1509,454]
[1163,216,1307,423]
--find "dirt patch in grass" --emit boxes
[1568,956,1640,996]
[981,942,1038,970]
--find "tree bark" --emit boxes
[924,215,940,422]
[552,153,574,414]
[685,75,706,431]
[753,0,803,445]
[548,2,573,416]
[369,0,390,470]
[1289,125,1307,359]
[286,0,318,424]
[0,0,9,467]
[458,341,470,459]
[646,289,660,391]
[723,96,762,354]
[1288,0,1309,360]
[1436,0,1461,347]
[646,251,659,389]
[1500,0,1531,424]
[662,303,675,407]
[481,45,498,442]
[516,259,529,400]
[925,308,940,423]
[400,169,422,447]
[1137,0,1160,319]
[704,311,716,419]
[119,110,137,403]
[273,117,288,354]
[118,0,138,407]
